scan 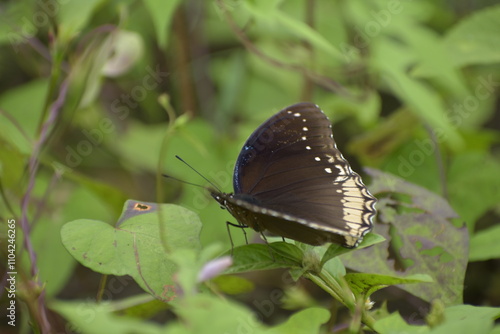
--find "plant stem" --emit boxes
[305,272,343,303]
[306,271,377,332]
[96,274,108,303]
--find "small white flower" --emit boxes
[197,256,233,282]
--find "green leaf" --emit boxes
[169,244,224,294]
[0,79,49,154]
[58,0,106,42]
[167,293,329,334]
[51,300,163,334]
[264,307,330,334]
[341,169,468,305]
[345,273,432,299]
[0,137,25,198]
[113,121,168,172]
[428,305,500,334]
[142,0,183,50]
[116,118,218,173]
[349,109,421,166]
[320,232,386,267]
[320,257,346,285]
[381,133,442,193]
[393,21,468,98]
[0,2,36,46]
[469,224,500,261]
[448,153,500,230]
[243,1,344,61]
[444,4,500,67]
[373,39,462,148]
[61,201,202,300]
[224,242,303,274]
[374,312,428,334]
[328,90,381,126]
[211,275,255,295]
[167,294,268,334]
[373,304,500,334]
[212,51,248,130]
[109,294,169,319]
[60,168,127,217]
[281,286,317,310]
[429,320,492,334]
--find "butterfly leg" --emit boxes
[241,226,248,244]
[226,221,248,255]
[259,232,276,261]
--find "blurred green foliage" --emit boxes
[0,0,499,333]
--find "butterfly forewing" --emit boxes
[231,102,376,247]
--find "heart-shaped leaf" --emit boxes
[61,201,202,300]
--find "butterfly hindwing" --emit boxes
[219,102,376,247]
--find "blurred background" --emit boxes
[0,0,499,332]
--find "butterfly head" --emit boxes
[210,190,232,209]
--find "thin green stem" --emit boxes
[109,294,156,312]
[156,94,177,253]
[306,270,377,332]
[305,273,343,303]
[96,274,108,303]
[319,270,356,309]
[361,310,377,332]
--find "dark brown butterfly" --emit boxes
[211,102,376,248]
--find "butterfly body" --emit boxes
[212,102,376,248]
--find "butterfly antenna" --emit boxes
[174,155,222,192]
[161,174,206,189]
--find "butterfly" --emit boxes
[211,102,376,248]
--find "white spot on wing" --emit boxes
[325,168,333,173]
[293,112,301,117]
[315,157,320,161]
[301,136,306,141]
[335,164,349,175]
[306,146,311,150]
[303,127,308,131]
